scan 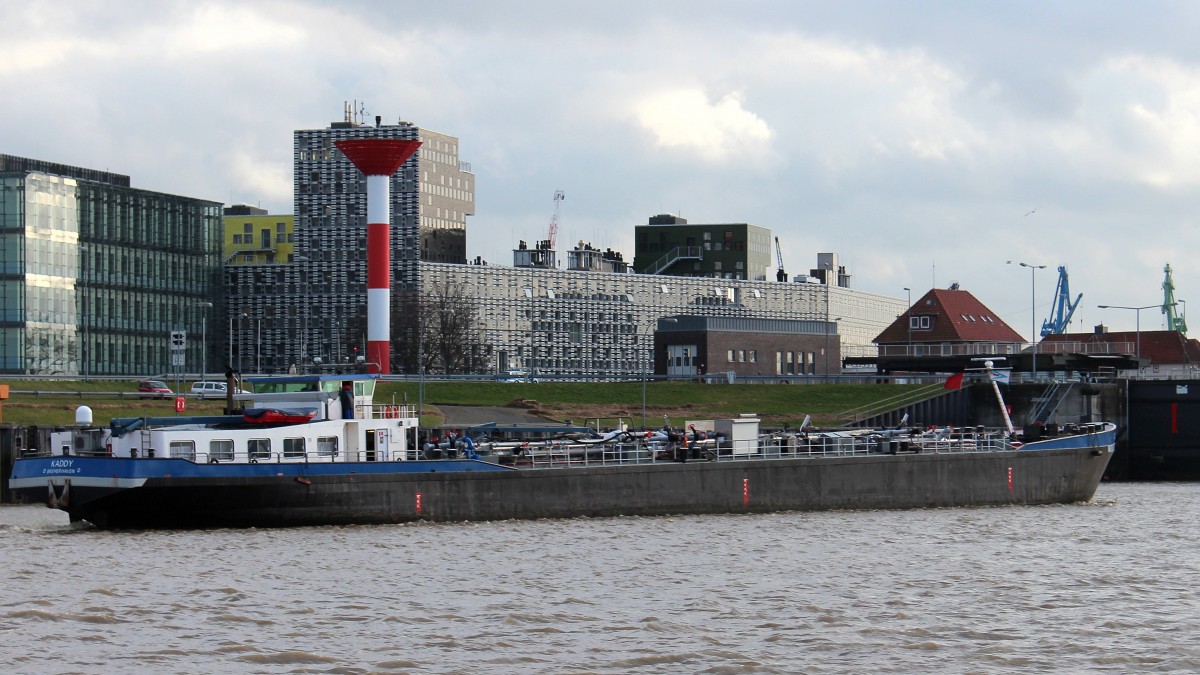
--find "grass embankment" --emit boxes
[0,379,944,429]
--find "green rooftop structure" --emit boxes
[632,214,773,281]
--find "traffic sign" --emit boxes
[171,331,187,351]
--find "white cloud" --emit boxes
[1110,56,1200,190]
[162,5,307,56]
[7,1,1200,333]
[634,89,772,162]
[227,151,292,208]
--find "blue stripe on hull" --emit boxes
[1020,427,1117,451]
[9,456,513,485]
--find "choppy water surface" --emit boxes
[2,482,1198,674]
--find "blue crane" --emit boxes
[1040,266,1082,337]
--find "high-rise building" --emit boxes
[0,154,223,376]
[224,108,476,372]
[225,110,905,378]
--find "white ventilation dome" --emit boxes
[75,405,94,426]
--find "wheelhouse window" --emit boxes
[169,441,195,460]
[283,438,306,459]
[209,439,234,462]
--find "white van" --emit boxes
[495,369,536,383]
[189,381,249,399]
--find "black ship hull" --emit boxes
[13,445,1114,530]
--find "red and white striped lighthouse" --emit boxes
[334,138,422,374]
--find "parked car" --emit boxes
[189,381,249,400]
[495,370,537,383]
[137,380,173,399]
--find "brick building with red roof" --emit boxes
[1041,329,1200,378]
[866,286,1026,374]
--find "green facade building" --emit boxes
[632,214,773,281]
[0,154,223,377]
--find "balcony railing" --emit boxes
[875,341,1136,358]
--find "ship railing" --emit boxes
[905,434,1011,454]
[197,447,416,463]
[365,403,418,420]
[521,442,652,467]
[515,431,1019,468]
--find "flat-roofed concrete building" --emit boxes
[650,315,841,379]
[419,259,894,378]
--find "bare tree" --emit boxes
[392,281,484,375]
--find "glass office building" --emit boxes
[0,154,223,376]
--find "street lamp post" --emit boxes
[824,317,842,382]
[295,255,309,368]
[418,304,425,421]
[642,317,677,429]
[1097,304,1159,361]
[438,308,454,374]
[79,245,88,381]
[641,319,648,430]
[230,312,247,373]
[194,301,213,380]
[903,287,912,357]
[1008,260,1047,378]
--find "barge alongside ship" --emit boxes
[8,374,1117,530]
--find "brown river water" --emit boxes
[1,482,1197,674]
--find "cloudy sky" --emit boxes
[6,0,1200,337]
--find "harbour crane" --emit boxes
[547,190,565,249]
[1040,265,1082,336]
[1163,263,1187,335]
[775,236,787,282]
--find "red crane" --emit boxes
[547,190,565,249]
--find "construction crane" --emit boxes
[1163,263,1187,335]
[1040,265,1082,337]
[774,236,787,282]
[546,190,565,249]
